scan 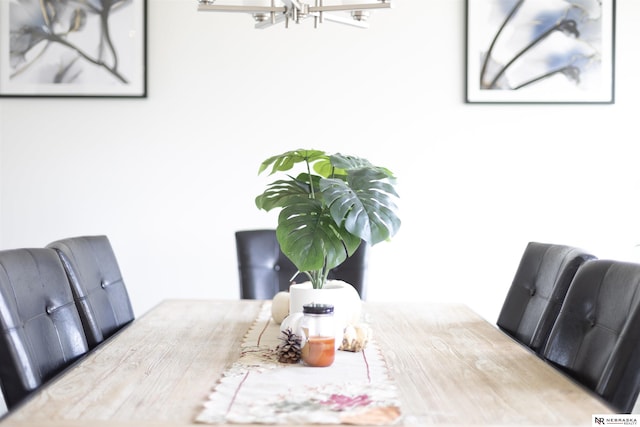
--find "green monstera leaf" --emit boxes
[276,199,361,276]
[255,175,311,212]
[258,149,327,176]
[320,168,400,245]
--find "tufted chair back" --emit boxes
[543,260,640,413]
[0,248,89,409]
[497,242,595,355]
[47,236,134,349]
[235,230,369,300]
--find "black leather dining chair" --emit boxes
[543,259,640,413]
[497,242,595,355]
[0,248,89,409]
[235,229,368,300]
[47,235,135,349]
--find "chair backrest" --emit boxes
[0,248,89,409]
[542,259,640,413]
[47,236,134,349]
[235,230,368,300]
[497,242,595,354]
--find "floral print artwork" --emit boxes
[466,0,614,102]
[2,0,145,96]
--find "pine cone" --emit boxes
[276,328,302,363]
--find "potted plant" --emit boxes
[256,149,400,318]
[256,149,401,350]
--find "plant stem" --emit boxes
[46,33,128,83]
[480,0,525,88]
[99,5,120,72]
[511,65,579,90]
[321,264,330,288]
[305,157,316,200]
[487,19,577,89]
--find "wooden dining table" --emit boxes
[0,299,614,426]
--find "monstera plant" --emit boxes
[255,149,401,289]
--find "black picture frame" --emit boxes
[466,0,615,104]
[0,0,147,98]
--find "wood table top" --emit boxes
[0,299,614,426]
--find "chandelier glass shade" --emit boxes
[197,0,391,29]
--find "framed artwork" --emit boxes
[0,0,147,98]
[466,0,615,104]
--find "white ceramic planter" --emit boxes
[288,280,362,348]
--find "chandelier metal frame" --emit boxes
[197,0,391,29]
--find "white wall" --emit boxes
[1,0,639,325]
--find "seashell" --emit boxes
[339,322,372,352]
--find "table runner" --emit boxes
[195,303,401,425]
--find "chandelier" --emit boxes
[197,0,392,29]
